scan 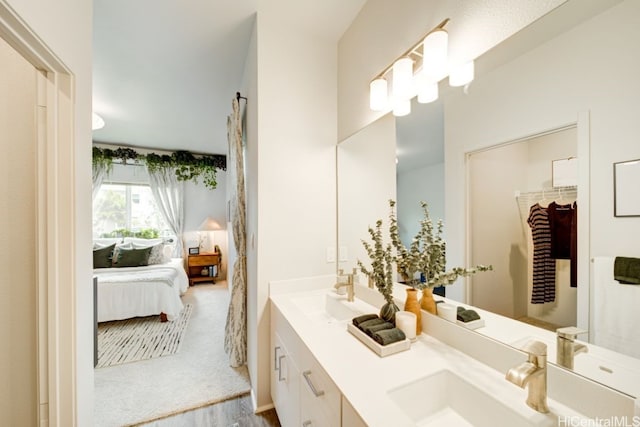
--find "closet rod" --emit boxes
[514,186,577,199]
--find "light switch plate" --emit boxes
[339,246,348,262]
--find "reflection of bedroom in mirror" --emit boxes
[467,127,578,330]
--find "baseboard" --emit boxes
[250,389,275,414]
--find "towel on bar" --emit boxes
[352,313,379,327]
[372,328,406,346]
[614,257,640,284]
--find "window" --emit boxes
[93,184,172,239]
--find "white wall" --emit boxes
[6,0,93,425]
[397,163,445,247]
[248,4,339,408]
[445,0,640,327]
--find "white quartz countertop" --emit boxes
[270,278,590,427]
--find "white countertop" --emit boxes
[270,278,591,427]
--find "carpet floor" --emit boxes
[94,282,251,427]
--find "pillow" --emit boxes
[112,246,152,268]
[132,242,167,265]
[112,242,133,261]
[93,244,116,268]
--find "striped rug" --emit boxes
[97,304,193,368]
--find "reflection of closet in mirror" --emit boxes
[467,126,577,330]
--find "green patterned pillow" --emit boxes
[112,246,152,268]
[93,244,116,268]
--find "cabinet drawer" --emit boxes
[188,254,218,266]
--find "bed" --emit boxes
[93,238,189,322]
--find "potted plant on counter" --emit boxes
[357,219,398,323]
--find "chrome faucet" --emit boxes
[334,268,356,302]
[556,327,588,370]
[506,340,549,413]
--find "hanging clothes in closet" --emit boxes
[528,199,578,304]
[547,201,577,287]
[528,204,556,303]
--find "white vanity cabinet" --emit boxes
[271,303,342,427]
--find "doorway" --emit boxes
[467,127,578,329]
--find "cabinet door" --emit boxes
[271,332,300,427]
[299,350,341,427]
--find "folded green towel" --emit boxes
[457,309,481,323]
[457,306,466,313]
[356,318,387,332]
[372,328,406,346]
[361,321,394,337]
[614,257,640,284]
[352,313,379,327]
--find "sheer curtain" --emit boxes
[92,163,108,201]
[224,97,247,367]
[148,167,184,257]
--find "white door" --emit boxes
[0,35,39,425]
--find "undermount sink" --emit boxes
[388,370,545,427]
[290,290,378,325]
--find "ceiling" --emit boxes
[92,0,366,155]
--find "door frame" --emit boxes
[0,2,77,426]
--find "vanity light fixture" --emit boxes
[368,18,475,116]
[92,112,105,130]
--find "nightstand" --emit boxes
[187,252,221,285]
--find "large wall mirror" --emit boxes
[337,0,640,399]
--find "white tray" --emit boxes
[347,323,411,357]
[456,318,485,330]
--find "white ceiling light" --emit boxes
[449,60,475,87]
[368,19,475,115]
[369,78,388,111]
[92,112,105,130]
[417,81,438,104]
[421,28,448,81]
[392,57,414,101]
[392,98,411,117]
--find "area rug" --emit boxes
[97,304,193,368]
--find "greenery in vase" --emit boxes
[358,200,493,298]
[357,219,395,305]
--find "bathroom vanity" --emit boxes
[269,275,627,426]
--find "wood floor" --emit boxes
[138,393,280,427]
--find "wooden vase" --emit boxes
[404,288,422,335]
[420,287,437,315]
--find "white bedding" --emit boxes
[94,258,189,322]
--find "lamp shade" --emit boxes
[417,81,438,104]
[92,112,105,130]
[392,98,411,117]
[198,216,222,231]
[422,28,448,80]
[449,60,475,87]
[369,78,388,111]
[392,57,414,100]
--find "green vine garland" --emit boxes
[92,146,226,190]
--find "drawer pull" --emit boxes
[302,421,312,427]
[302,370,325,397]
[274,346,281,371]
[278,355,286,381]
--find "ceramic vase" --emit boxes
[404,288,422,334]
[380,301,400,324]
[420,287,437,315]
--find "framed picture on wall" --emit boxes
[188,247,200,255]
[614,159,640,217]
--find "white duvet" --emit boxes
[94,258,189,322]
